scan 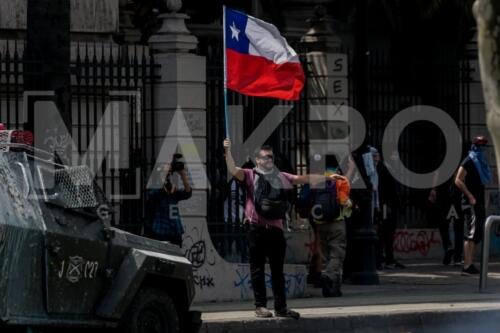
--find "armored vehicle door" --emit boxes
[37,165,110,315]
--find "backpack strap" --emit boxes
[253,169,268,204]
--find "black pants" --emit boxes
[383,214,397,264]
[247,225,287,310]
[375,207,397,265]
[435,202,464,261]
[439,219,464,261]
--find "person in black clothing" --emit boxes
[428,176,464,266]
[342,144,375,281]
[455,136,491,275]
[376,150,405,269]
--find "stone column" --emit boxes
[300,5,347,173]
[148,0,208,232]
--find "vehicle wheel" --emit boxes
[123,288,179,333]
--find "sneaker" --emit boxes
[275,308,300,319]
[453,260,464,267]
[461,264,480,275]
[443,249,454,265]
[255,307,273,318]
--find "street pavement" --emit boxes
[194,260,500,333]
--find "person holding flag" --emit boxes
[224,138,346,318]
[222,6,308,318]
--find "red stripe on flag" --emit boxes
[226,49,305,101]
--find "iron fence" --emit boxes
[195,24,473,262]
[0,40,159,231]
[362,49,466,228]
[0,33,477,262]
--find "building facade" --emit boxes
[0,0,496,302]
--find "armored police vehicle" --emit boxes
[0,129,200,333]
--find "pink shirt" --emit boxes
[242,168,298,230]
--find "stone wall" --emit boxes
[0,0,118,33]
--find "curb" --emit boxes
[201,308,500,333]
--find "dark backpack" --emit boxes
[253,170,288,220]
[306,181,340,222]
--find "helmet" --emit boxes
[472,135,488,146]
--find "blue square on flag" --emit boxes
[224,7,305,101]
[225,9,249,54]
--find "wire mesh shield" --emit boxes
[53,166,98,209]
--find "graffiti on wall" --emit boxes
[193,268,215,289]
[183,225,217,289]
[393,229,441,257]
[233,266,306,300]
[181,220,308,302]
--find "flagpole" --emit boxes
[223,5,230,139]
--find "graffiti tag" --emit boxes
[57,256,99,283]
[393,230,441,257]
[183,226,216,269]
[233,267,306,300]
[194,274,215,289]
[186,240,208,269]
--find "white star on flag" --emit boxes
[230,21,240,41]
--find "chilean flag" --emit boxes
[224,7,305,101]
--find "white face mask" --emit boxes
[255,165,275,174]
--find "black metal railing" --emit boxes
[196,23,472,262]
[71,43,159,231]
[0,40,30,129]
[0,40,159,231]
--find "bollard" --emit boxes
[479,216,500,292]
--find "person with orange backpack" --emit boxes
[298,167,352,297]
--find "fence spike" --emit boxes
[5,39,10,58]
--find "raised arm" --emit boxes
[293,173,345,186]
[223,138,245,182]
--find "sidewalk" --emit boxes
[194,260,500,333]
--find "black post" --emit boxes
[25,0,71,133]
[350,0,379,285]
